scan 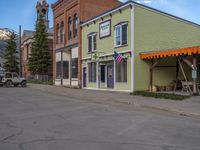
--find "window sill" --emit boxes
[63,78,70,80]
[88,50,97,54]
[72,78,78,81]
[114,44,128,49]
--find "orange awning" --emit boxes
[140,46,200,59]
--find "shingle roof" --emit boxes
[23,30,35,38]
[22,27,53,38]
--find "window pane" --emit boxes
[61,22,64,43]
[122,24,128,45]
[116,60,127,83]
[93,35,96,51]
[88,36,92,52]
[88,63,91,82]
[88,62,96,82]
[73,14,78,37]
[101,66,105,82]
[116,37,121,46]
[72,58,78,78]
[115,26,121,46]
[68,17,72,40]
[13,73,18,78]
[92,63,96,82]
[56,62,61,79]
[63,61,69,79]
[116,27,120,36]
[123,60,127,82]
[56,24,60,44]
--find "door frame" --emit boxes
[100,65,107,88]
[82,67,87,88]
[107,63,114,89]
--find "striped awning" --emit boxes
[140,46,200,59]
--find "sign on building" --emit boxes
[99,20,111,38]
[192,70,197,79]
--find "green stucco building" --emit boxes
[81,1,200,92]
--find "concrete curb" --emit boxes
[29,84,200,118]
[140,104,200,118]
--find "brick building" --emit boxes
[21,0,53,78]
[52,0,121,87]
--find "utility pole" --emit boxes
[19,25,22,76]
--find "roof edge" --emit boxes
[81,0,200,28]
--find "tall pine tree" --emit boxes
[28,19,51,75]
[3,32,19,72]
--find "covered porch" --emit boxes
[140,46,200,96]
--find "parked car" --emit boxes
[0,72,27,87]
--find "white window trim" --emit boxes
[114,23,128,48]
[88,33,97,53]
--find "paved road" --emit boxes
[0,86,200,150]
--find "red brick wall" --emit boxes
[79,0,121,21]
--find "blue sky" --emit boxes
[0,0,199,32]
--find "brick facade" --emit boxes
[52,0,121,87]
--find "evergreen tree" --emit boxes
[28,19,51,75]
[3,32,19,72]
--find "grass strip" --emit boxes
[131,91,190,100]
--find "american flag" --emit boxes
[114,51,124,63]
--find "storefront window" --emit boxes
[72,58,78,78]
[63,61,69,79]
[116,60,127,82]
[56,61,69,79]
[56,61,61,79]
[88,62,96,82]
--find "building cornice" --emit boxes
[81,1,200,28]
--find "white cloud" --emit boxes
[134,0,152,4]
[136,1,142,3]
[143,0,152,4]
[121,0,200,25]
[131,0,188,17]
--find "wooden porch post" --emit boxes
[178,58,192,94]
[174,57,179,91]
[192,55,198,95]
[150,59,153,92]
[149,59,160,92]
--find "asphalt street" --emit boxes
[0,86,200,150]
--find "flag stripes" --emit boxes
[114,51,124,63]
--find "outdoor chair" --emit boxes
[181,81,192,93]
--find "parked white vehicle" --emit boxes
[0,72,27,87]
[0,67,5,77]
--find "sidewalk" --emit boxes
[29,84,200,117]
